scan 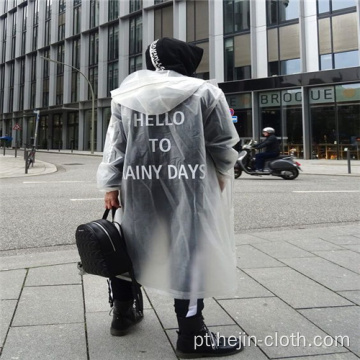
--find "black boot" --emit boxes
[110,299,143,336]
[176,316,243,358]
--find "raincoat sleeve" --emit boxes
[96,101,127,192]
[203,92,240,175]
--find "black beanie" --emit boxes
[145,37,204,77]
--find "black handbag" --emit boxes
[75,208,143,312]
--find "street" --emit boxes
[0,151,359,254]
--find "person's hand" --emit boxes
[104,190,120,209]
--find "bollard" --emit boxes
[25,151,28,174]
[3,142,5,156]
[24,145,27,160]
[347,149,351,174]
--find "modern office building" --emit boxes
[1,0,359,159]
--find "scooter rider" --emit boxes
[254,127,280,172]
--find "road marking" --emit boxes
[70,198,103,201]
[293,190,360,193]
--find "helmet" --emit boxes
[262,127,275,134]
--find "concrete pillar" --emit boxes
[302,87,311,159]
[301,0,319,72]
[209,0,224,83]
[173,0,186,41]
[251,0,267,79]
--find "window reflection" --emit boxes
[334,50,359,69]
[331,0,356,11]
[267,0,299,25]
[320,54,332,70]
[280,58,300,74]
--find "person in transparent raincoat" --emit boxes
[97,38,242,357]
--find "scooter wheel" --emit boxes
[234,165,242,179]
[280,168,299,180]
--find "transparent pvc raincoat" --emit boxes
[97,70,239,299]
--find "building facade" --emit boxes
[1,0,359,159]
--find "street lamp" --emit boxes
[40,56,95,154]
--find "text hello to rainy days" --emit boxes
[123,111,206,180]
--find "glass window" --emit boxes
[186,0,208,42]
[318,18,331,55]
[224,37,234,81]
[280,58,300,74]
[334,50,359,69]
[90,0,99,28]
[310,84,360,160]
[317,0,330,13]
[107,62,118,95]
[279,24,300,60]
[129,15,142,55]
[130,0,142,13]
[108,0,119,21]
[224,0,250,34]
[58,12,65,41]
[73,5,81,35]
[108,25,119,61]
[89,32,99,66]
[332,13,358,53]
[267,0,299,25]
[320,54,333,70]
[154,5,173,39]
[318,0,356,14]
[331,0,356,11]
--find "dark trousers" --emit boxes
[255,151,279,170]
[109,277,204,317]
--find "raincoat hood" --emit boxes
[111,70,206,115]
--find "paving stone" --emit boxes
[251,229,299,242]
[144,288,235,329]
[219,297,346,358]
[26,263,82,286]
[87,309,177,360]
[0,250,80,270]
[300,307,360,357]
[341,245,360,253]
[314,250,360,274]
[281,257,360,291]
[234,233,270,245]
[321,235,360,245]
[337,291,360,305]
[12,285,83,326]
[0,300,16,347]
[244,267,352,309]
[237,245,285,269]
[283,353,360,360]
[0,323,86,360]
[0,269,26,299]
[216,268,273,300]
[83,275,151,313]
[252,242,314,259]
[288,238,344,252]
[167,325,269,360]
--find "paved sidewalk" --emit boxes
[1,224,359,360]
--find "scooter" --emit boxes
[234,139,302,180]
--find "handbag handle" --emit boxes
[102,207,117,221]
